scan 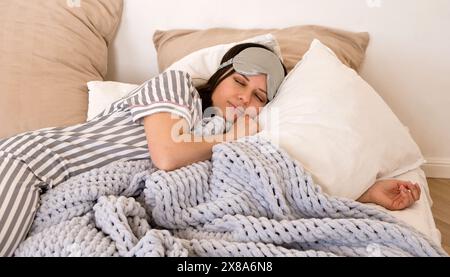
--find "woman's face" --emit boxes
[211,72,268,122]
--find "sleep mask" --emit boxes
[218,47,285,101]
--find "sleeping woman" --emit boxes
[0,43,421,256]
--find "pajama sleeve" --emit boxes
[127,70,199,129]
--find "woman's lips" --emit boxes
[227,102,242,120]
[228,102,244,111]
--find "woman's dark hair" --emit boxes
[196,43,287,112]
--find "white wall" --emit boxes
[106,0,450,178]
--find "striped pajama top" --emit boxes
[0,70,206,188]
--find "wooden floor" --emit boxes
[427,178,450,255]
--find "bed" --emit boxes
[0,0,446,256]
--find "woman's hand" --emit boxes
[225,115,259,141]
[357,179,421,211]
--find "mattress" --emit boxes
[365,167,442,246]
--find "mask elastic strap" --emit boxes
[217,59,233,70]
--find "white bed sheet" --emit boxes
[365,167,441,246]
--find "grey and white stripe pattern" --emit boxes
[95,70,202,130]
[0,152,41,256]
[0,70,204,256]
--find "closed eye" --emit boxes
[234,77,245,86]
[235,78,267,102]
[256,93,266,103]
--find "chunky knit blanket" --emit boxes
[14,136,447,257]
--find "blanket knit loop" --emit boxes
[15,136,448,257]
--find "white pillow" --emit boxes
[166,33,282,87]
[87,81,139,121]
[258,39,425,200]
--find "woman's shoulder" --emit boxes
[158,69,193,83]
[158,70,200,99]
[145,70,201,102]
[139,70,194,88]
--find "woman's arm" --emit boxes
[144,112,258,171]
[357,179,421,210]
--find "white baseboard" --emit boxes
[422,158,450,179]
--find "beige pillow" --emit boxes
[0,0,123,139]
[153,25,369,73]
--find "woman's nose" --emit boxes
[238,90,252,105]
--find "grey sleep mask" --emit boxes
[218,47,285,101]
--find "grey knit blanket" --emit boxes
[14,136,447,257]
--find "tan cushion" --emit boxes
[154,25,369,73]
[0,0,123,139]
